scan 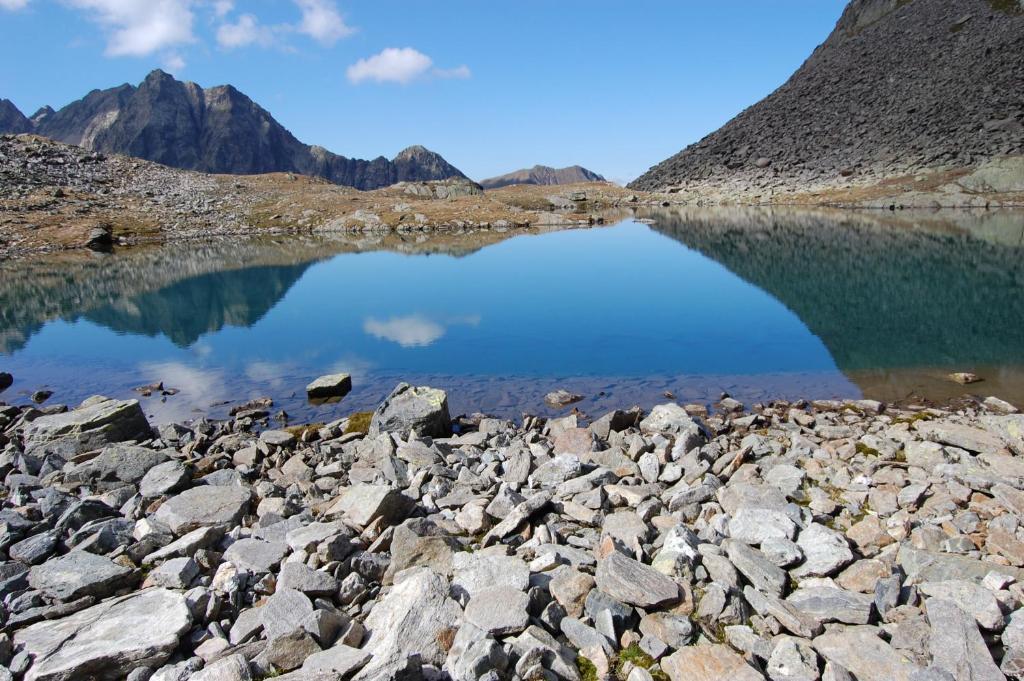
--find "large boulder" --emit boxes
[369,383,451,438]
[15,588,191,681]
[23,398,152,455]
[154,485,251,536]
[62,445,168,486]
[354,567,461,680]
[28,551,133,601]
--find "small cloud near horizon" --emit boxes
[347,47,470,85]
[0,0,29,10]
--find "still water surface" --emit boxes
[1,207,1022,423]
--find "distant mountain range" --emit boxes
[0,70,466,191]
[479,165,605,189]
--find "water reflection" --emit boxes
[1,209,1023,421]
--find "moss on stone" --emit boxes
[344,411,373,435]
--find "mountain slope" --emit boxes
[480,165,606,189]
[630,0,1024,197]
[1,70,466,191]
[0,99,31,134]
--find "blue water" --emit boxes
[2,212,1022,423]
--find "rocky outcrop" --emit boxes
[481,165,606,189]
[630,0,1024,197]
[0,70,466,190]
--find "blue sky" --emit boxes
[0,1,847,183]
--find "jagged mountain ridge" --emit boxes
[0,70,466,191]
[630,0,1024,194]
[479,165,606,189]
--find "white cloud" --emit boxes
[67,0,196,57]
[347,47,431,85]
[364,315,445,347]
[162,52,186,72]
[295,0,352,45]
[216,13,274,49]
[212,0,232,17]
[0,0,29,11]
[435,64,471,80]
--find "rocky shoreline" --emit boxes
[1,375,1023,680]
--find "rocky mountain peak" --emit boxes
[480,164,607,189]
[0,99,31,134]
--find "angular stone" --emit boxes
[451,552,530,601]
[29,551,132,601]
[788,586,874,625]
[301,645,370,678]
[63,444,167,485]
[306,373,352,400]
[919,580,1004,630]
[154,486,251,536]
[261,588,315,640]
[639,613,693,650]
[369,383,451,438]
[767,636,820,681]
[662,644,765,681]
[926,598,1004,681]
[139,460,190,498]
[464,586,530,635]
[916,421,1007,454]
[24,398,152,455]
[595,551,679,608]
[189,654,252,681]
[899,546,1024,584]
[813,627,920,681]
[729,508,798,544]
[277,562,339,597]
[792,524,854,578]
[223,538,288,573]
[724,539,787,597]
[15,589,190,681]
[550,568,596,618]
[326,484,410,529]
[355,567,461,680]
[147,557,198,590]
[481,490,552,547]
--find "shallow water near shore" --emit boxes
[2,207,1023,424]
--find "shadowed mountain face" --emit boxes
[648,208,1024,372]
[480,165,606,189]
[0,70,466,191]
[630,0,1024,192]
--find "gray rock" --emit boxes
[638,613,693,650]
[146,557,198,590]
[189,654,252,681]
[595,551,680,608]
[23,398,151,455]
[139,460,190,498]
[63,444,167,485]
[277,562,339,597]
[306,373,352,400]
[899,546,1024,584]
[327,483,410,529]
[788,586,874,625]
[15,588,190,681]
[9,531,59,565]
[768,636,821,681]
[369,383,451,438]
[301,645,370,678]
[354,567,461,680]
[28,551,132,601]
[926,598,1005,681]
[451,553,530,600]
[223,538,288,573]
[813,627,920,681]
[261,588,315,640]
[662,644,765,681]
[793,524,854,578]
[730,508,798,544]
[154,486,251,536]
[724,539,788,596]
[464,586,530,635]
[919,580,1004,630]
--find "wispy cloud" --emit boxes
[294,0,352,45]
[363,313,480,347]
[0,0,29,10]
[66,0,196,57]
[216,13,275,49]
[347,47,470,85]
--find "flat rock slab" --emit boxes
[927,598,1005,681]
[355,567,461,680]
[306,373,352,399]
[261,588,314,640]
[662,644,765,681]
[302,645,371,677]
[788,586,873,625]
[916,420,1008,454]
[154,485,251,536]
[464,586,530,635]
[223,538,288,574]
[595,551,680,608]
[24,398,151,455]
[813,626,920,681]
[327,483,410,529]
[63,444,167,485]
[139,460,190,498]
[15,588,191,681]
[451,552,530,600]
[899,546,1024,584]
[29,551,132,601]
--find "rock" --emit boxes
[189,654,252,681]
[0,372,12,393]
[788,586,874,625]
[306,373,352,400]
[792,524,854,578]
[550,568,596,617]
[154,486,251,536]
[255,630,321,674]
[638,613,693,650]
[813,627,920,681]
[724,539,788,596]
[277,562,339,597]
[63,444,167,485]
[355,567,461,680]
[926,598,1005,681]
[146,557,198,590]
[899,546,1024,584]
[451,553,530,600]
[139,460,190,498]
[326,483,410,529]
[768,636,821,681]
[662,644,766,681]
[23,398,151,455]
[729,508,798,544]
[545,390,584,408]
[919,580,1004,630]
[640,403,704,440]
[301,645,370,678]
[595,551,680,608]
[223,538,288,573]
[369,383,451,438]
[15,589,190,681]
[481,490,552,547]
[949,372,983,385]
[261,588,315,640]
[464,586,530,635]
[916,421,1006,454]
[28,551,132,601]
